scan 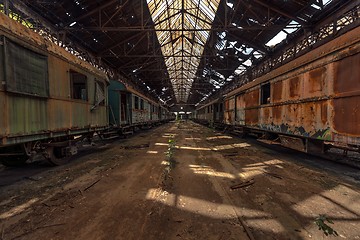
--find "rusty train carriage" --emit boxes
[0,13,105,165]
[195,25,360,153]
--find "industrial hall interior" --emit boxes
[0,0,359,239]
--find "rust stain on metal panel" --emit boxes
[272,81,283,103]
[334,53,360,94]
[245,89,259,108]
[333,96,360,135]
[289,77,300,99]
[321,101,328,125]
[272,106,282,125]
[236,94,246,109]
[260,107,271,125]
[308,67,326,93]
[245,109,258,126]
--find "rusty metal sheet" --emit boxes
[245,109,259,126]
[259,107,271,126]
[288,76,301,99]
[272,105,283,125]
[303,66,327,98]
[272,81,283,103]
[334,53,360,94]
[333,96,360,136]
[245,89,259,107]
[224,97,235,124]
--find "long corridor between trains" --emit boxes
[1,121,360,240]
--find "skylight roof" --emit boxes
[147,0,220,102]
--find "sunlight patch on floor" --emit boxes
[175,146,212,151]
[147,150,158,154]
[189,164,236,179]
[155,143,169,146]
[206,136,233,140]
[213,143,251,151]
[0,198,39,219]
[145,188,285,232]
[162,133,177,138]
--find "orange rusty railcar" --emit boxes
[0,13,109,165]
[220,25,360,153]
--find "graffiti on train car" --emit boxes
[194,25,360,153]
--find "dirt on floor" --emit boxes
[1,121,360,240]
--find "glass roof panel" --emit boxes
[147,0,220,102]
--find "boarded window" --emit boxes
[70,71,87,101]
[261,83,271,104]
[4,38,49,97]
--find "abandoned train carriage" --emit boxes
[0,13,109,165]
[108,80,170,132]
[195,25,360,153]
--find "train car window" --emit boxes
[140,99,144,110]
[261,83,271,104]
[70,71,87,101]
[4,39,49,97]
[134,96,139,109]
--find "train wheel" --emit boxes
[45,147,69,166]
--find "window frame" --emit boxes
[70,70,88,101]
[260,82,271,105]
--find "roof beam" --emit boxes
[102,0,130,27]
[65,0,119,25]
[251,0,308,25]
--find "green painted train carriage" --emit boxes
[0,13,109,166]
